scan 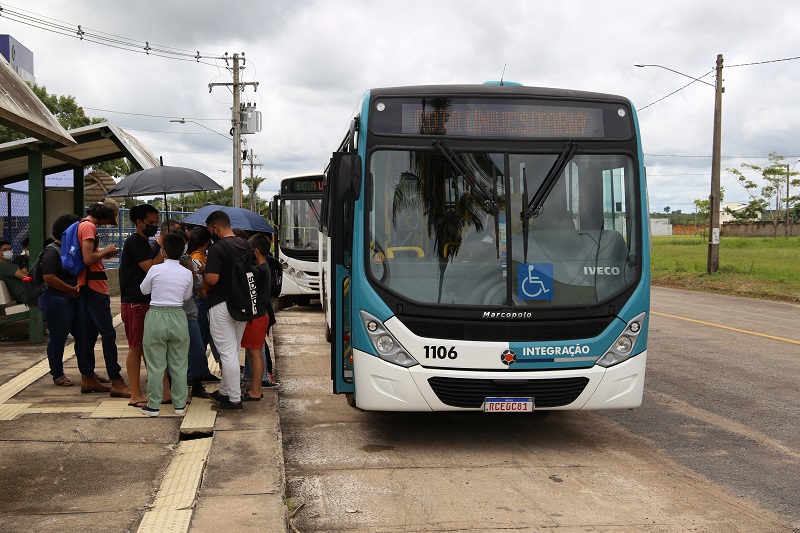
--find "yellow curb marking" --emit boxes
[137,438,213,533]
[652,311,800,345]
[180,398,216,433]
[0,403,30,420]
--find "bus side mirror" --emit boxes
[333,152,362,201]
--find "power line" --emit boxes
[728,55,800,68]
[0,3,224,64]
[83,106,228,121]
[637,70,715,111]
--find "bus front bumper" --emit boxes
[352,349,647,412]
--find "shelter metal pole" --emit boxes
[27,148,44,343]
[73,166,84,217]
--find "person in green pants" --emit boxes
[138,233,194,416]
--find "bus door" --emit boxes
[324,151,361,394]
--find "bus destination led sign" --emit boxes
[401,102,605,138]
[289,178,324,193]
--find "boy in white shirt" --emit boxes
[139,233,194,416]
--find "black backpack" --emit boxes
[267,254,282,298]
[24,242,60,306]
[218,239,268,322]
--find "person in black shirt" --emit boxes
[204,211,249,412]
[38,214,81,386]
[120,204,165,407]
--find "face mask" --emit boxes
[1,250,12,261]
[142,223,159,238]
[22,249,29,257]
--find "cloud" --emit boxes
[3,0,800,213]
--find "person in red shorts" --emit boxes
[239,233,273,401]
[119,204,166,407]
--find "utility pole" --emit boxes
[707,53,724,273]
[209,53,258,208]
[786,164,791,238]
[244,149,263,211]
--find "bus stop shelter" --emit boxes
[0,58,159,340]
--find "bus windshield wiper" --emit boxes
[521,141,577,262]
[433,140,499,214]
[521,141,578,220]
[306,195,320,224]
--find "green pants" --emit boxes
[143,306,189,410]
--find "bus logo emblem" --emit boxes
[501,349,517,366]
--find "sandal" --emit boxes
[242,391,262,402]
[128,401,148,408]
[53,375,74,387]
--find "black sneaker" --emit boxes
[209,390,229,404]
[141,406,159,417]
[211,399,244,412]
[191,385,210,399]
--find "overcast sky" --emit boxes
[3,0,800,213]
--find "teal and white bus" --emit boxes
[320,83,649,412]
[271,173,323,306]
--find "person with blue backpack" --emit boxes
[72,198,131,397]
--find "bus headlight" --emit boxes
[360,311,418,368]
[597,312,646,368]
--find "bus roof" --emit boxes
[366,84,630,105]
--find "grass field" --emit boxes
[650,235,800,302]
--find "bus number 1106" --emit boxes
[424,346,458,359]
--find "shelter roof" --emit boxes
[0,121,159,187]
[0,56,76,147]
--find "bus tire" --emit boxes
[345,393,357,408]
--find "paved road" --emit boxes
[276,288,799,532]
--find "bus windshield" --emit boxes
[367,149,640,307]
[279,197,322,252]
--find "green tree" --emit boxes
[243,175,266,212]
[0,84,130,177]
[727,152,800,237]
[693,187,724,242]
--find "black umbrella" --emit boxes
[106,164,223,217]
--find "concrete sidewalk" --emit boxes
[0,298,288,533]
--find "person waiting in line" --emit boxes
[74,198,131,397]
[119,204,167,408]
[0,240,27,304]
[38,214,81,387]
[243,231,279,389]
[187,226,219,385]
[12,236,30,270]
[239,233,273,401]
[138,233,194,416]
[174,229,210,399]
[204,211,249,412]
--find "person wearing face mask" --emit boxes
[0,239,27,304]
[119,204,166,407]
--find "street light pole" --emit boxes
[634,56,724,272]
[708,53,724,273]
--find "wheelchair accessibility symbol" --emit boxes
[518,263,554,300]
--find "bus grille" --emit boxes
[427,376,590,408]
[399,318,612,342]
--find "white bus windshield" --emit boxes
[279,197,322,252]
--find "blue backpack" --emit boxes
[60,221,86,276]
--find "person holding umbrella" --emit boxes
[119,204,168,407]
